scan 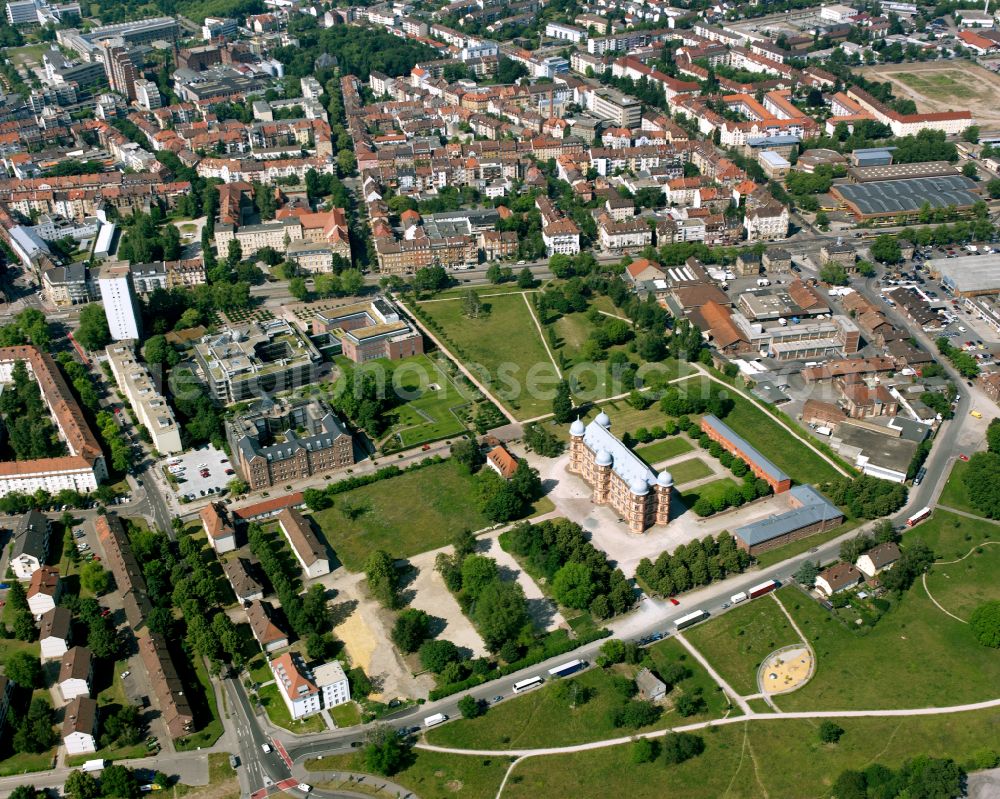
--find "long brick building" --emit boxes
[568,412,672,533]
[700,414,792,494]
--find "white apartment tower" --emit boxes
[98,264,143,341]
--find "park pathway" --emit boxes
[673,632,753,714]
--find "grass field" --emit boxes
[356,353,475,449]
[329,701,362,728]
[661,456,713,485]
[685,595,802,695]
[774,578,1000,711]
[893,69,980,100]
[680,478,740,514]
[310,460,492,571]
[417,293,556,418]
[257,683,327,733]
[634,437,694,466]
[174,654,224,752]
[936,460,975,515]
[308,750,510,799]
[861,61,1000,126]
[720,396,842,485]
[501,707,1000,799]
[6,44,49,67]
[427,639,729,750]
[924,542,1000,621]
[905,509,997,561]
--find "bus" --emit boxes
[673,610,709,631]
[512,676,544,694]
[907,507,932,527]
[548,659,586,678]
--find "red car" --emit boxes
[669,597,680,606]
[959,454,970,462]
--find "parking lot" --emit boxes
[165,444,235,501]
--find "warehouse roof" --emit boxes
[833,175,979,216]
[733,485,842,546]
[931,253,1000,294]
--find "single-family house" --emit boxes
[815,563,863,596]
[201,501,237,554]
[27,566,61,618]
[58,646,93,702]
[10,510,51,580]
[856,541,901,578]
[486,445,519,480]
[276,508,330,578]
[635,667,667,701]
[246,599,290,653]
[40,606,72,660]
[61,696,98,755]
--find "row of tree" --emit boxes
[636,533,752,598]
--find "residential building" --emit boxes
[26,566,61,618]
[200,502,237,554]
[700,415,792,494]
[95,514,153,630]
[276,508,330,578]
[97,263,143,341]
[246,599,289,652]
[138,632,194,739]
[487,444,518,479]
[103,46,139,101]
[815,562,863,596]
[10,509,50,579]
[42,263,94,307]
[58,646,93,702]
[105,342,183,454]
[193,320,322,404]
[61,696,97,755]
[227,398,354,491]
[856,541,901,578]
[568,412,672,534]
[221,557,264,603]
[309,298,423,364]
[40,606,72,659]
[744,201,789,242]
[134,79,162,111]
[271,652,350,720]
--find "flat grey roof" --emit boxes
[734,485,842,546]
[834,175,979,216]
[931,253,1000,293]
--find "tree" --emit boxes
[289,277,309,301]
[7,580,27,612]
[963,451,1000,519]
[391,609,430,653]
[419,639,460,673]
[610,700,660,728]
[551,561,596,610]
[226,239,243,269]
[962,161,978,179]
[988,178,1000,200]
[631,738,656,763]
[65,771,101,799]
[363,724,408,776]
[971,601,1000,648]
[461,289,483,318]
[815,210,829,228]
[517,267,535,288]
[819,721,844,743]
[13,697,56,754]
[457,695,485,718]
[474,579,528,652]
[76,304,112,351]
[461,555,499,599]
[340,269,364,295]
[963,125,981,143]
[794,560,819,586]
[661,732,705,765]
[364,550,400,609]
[6,651,42,688]
[100,764,140,799]
[9,787,37,799]
[870,234,902,264]
[988,418,1000,454]
[819,263,849,285]
[552,379,573,423]
[450,438,483,474]
[80,561,112,595]
[452,528,477,558]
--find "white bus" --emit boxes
[907,507,932,527]
[673,610,709,631]
[548,659,585,678]
[512,676,544,694]
[423,713,448,728]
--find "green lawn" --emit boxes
[0,751,55,777]
[427,639,729,750]
[307,749,510,799]
[257,684,328,733]
[715,394,842,485]
[661,456,713,485]
[936,460,976,515]
[775,579,1000,711]
[329,701,362,728]
[66,743,147,767]
[348,354,475,450]
[417,293,556,418]
[246,655,273,685]
[685,595,802,695]
[309,460,491,571]
[924,542,1000,621]
[905,509,998,560]
[502,707,1000,799]
[680,478,740,515]
[634,437,694,466]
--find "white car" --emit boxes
[261,743,272,753]
[297,785,312,794]
[121,670,131,679]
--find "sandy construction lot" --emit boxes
[860,61,1000,125]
